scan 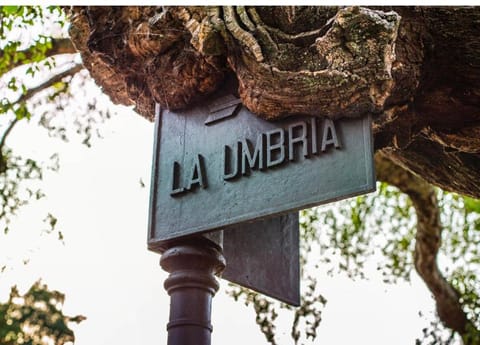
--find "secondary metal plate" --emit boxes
[148,94,375,248]
[222,212,300,306]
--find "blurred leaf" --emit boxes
[2,6,19,15]
[0,280,85,345]
[464,196,480,214]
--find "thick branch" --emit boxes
[0,38,76,77]
[66,6,480,198]
[225,6,401,119]
[375,151,476,338]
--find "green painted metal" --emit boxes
[147,94,375,248]
[221,212,300,306]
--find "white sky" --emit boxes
[0,103,440,345]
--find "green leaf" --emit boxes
[14,103,31,120]
[52,81,66,91]
[2,6,19,15]
[464,196,480,214]
[7,77,18,92]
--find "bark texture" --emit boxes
[67,6,480,199]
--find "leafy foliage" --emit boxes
[300,182,416,283]
[0,280,85,345]
[1,6,65,120]
[0,5,115,241]
[0,148,59,234]
[228,183,480,344]
[289,276,326,344]
[416,318,457,345]
[0,6,114,343]
[0,7,63,64]
[34,69,114,148]
[438,192,480,342]
[228,275,326,345]
[229,288,279,344]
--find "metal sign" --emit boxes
[221,212,300,306]
[148,94,375,249]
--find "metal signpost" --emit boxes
[148,86,375,345]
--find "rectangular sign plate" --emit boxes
[222,212,300,306]
[148,94,375,247]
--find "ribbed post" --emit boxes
[160,237,225,345]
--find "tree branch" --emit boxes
[0,118,19,152]
[375,151,478,340]
[0,63,84,150]
[0,38,77,77]
[14,63,83,105]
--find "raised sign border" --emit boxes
[148,102,375,249]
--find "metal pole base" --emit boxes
[160,237,226,345]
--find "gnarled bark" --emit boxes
[224,6,400,119]
[66,6,480,199]
[67,6,225,120]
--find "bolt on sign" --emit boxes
[148,90,375,305]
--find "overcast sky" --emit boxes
[0,103,438,345]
